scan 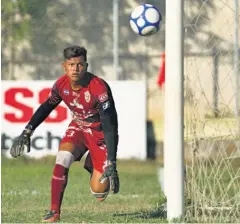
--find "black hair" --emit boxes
[63,45,87,61]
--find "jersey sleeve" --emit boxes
[48,81,62,105]
[93,78,119,162]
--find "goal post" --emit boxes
[164,0,185,220]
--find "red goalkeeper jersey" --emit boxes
[26,72,118,161]
[48,72,116,130]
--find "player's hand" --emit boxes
[10,126,33,158]
[99,160,120,194]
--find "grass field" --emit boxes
[1,156,166,223]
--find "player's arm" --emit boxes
[10,84,62,158]
[26,93,62,131]
[99,98,120,194]
[95,83,119,193]
[99,99,118,162]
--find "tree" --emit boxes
[1,0,31,79]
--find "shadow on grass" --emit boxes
[113,204,167,219]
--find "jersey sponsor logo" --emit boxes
[84,91,91,103]
[69,98,83,109]
[99,92,108,102]
[102,101,110,110]
[72,110,95,119]
[63,89,69,95]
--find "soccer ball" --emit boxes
[130,4,162,36]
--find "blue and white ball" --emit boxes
[130,4,162,36]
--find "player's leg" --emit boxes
[42,142,77,223]
[83,129,110,202]
[43,125,86,223]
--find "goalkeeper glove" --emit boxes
[99,160,120,194]
[10,125,33,158]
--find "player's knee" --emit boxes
[90,187,109,202]
[56,151,75,168]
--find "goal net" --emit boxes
[184,0,240,222]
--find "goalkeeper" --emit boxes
[10,45,120,223]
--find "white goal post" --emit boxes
[164,0,185,220]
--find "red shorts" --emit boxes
[60,121,107,174]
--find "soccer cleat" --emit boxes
[42,210,60,223]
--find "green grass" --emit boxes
[1,156,166,223]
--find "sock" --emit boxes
[51,164,69,214]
